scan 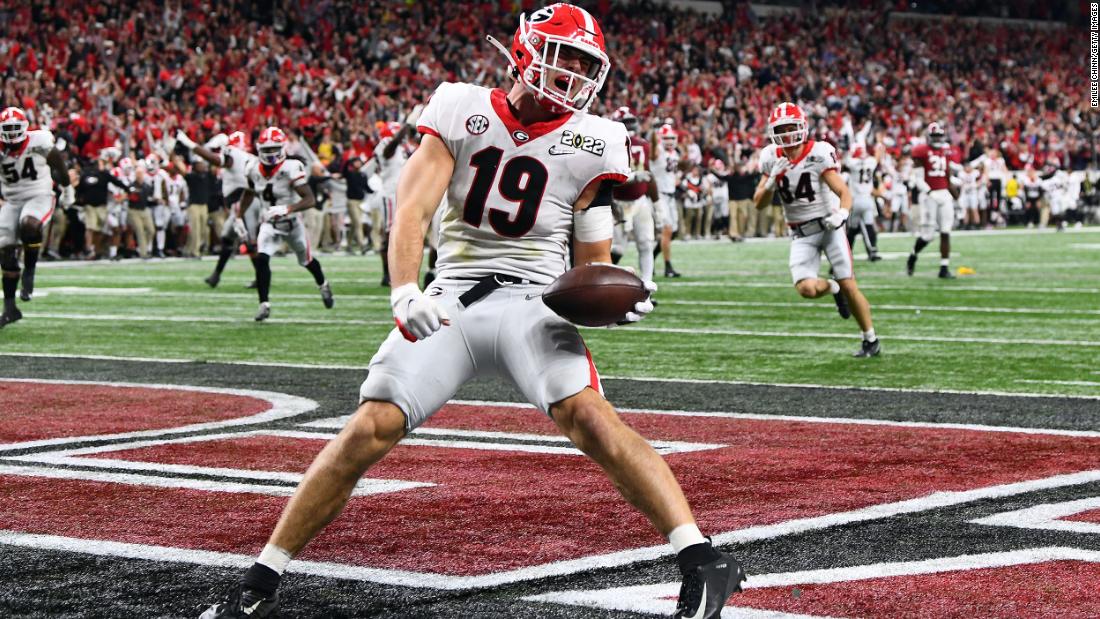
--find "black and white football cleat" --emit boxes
[854,338,881,358]
[254,302,271,322]
[199,584,278,619]
[0,306,22,328]
[906,253,917,276]
[205,273,220,288]
[674,550,747,619]
[833,290,851,320]
[938,266,956,279]
[319,282,334,309]
[664,266,682,278]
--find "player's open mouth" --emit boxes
[554,76,570,91]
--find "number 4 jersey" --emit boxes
[416,82,629,285]
[0,129,53,202]
[245,158,308,212]
[758,140,839,224]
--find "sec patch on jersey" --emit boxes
[542,263,648,327]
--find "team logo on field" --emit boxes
[465,115,489,135]
[560,130,604,156]
[512,130,530,142]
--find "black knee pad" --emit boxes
[19,221,43,246]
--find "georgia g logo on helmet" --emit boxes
[0,107,29,145]
[486,3,611,115]
[767,102,808,148]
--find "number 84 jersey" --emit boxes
[759,140,839,224]
[1,130,54,202]
[417,82,629,285]
[245,158,308,212]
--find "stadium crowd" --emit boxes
[0,0,1094,259]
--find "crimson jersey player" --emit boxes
[907,122,962,279]
[609,106,658,282]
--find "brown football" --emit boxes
[542,264,648,327]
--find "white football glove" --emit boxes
[628,170,653,184]
[764,157,792,191]
[263,205,289,222]
[588,263,658,326]
[824,209,849,230]
[232,217,248,238]
[390,282,450,342]
[205,133,229,150]
[404,103,424,128]
[175,130,197,149]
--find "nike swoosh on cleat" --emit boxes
[685,582,707,619]
[242,599,264,615]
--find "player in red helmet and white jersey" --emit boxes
[753,102,880,357]
[365,113,421,287]
[201,6,743,619]
[906,122,962,279]
[233,126,333,322]
[179,129,261,289]
[0,107,70,326]
[609,105,658,282]
[650,122,682,276]
[845,142,882,261]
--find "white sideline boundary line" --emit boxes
[0,378,318,452]
[9,314,1100,347]
[524,547,1100,615]
[2,351,1098,399]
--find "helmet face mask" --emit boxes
[257,127,287,166]
[509,4,611,114]
[0,107,28,144]
[767,102,808,148]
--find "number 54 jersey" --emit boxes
[417,82,629,285]
[0,129,54,203]
[758,140,840,224]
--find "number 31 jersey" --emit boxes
[759,140,839,223]
[245,158,307,211]
[417,82,629,285]
[0,130,54,202]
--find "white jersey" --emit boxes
[651,146,681,194]
[681,173,708,209]
[417,81,629,285]
[151,168,170,203]
[708,172,728,204]
[759,140,841,223]
[848,155,877,198]
[246,158,308,210]
[165,174,188,209]
[0,130,53,202]
[374,137,408,199]
[959,169,981,197]
[220,146,257,196]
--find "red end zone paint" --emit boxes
[1063,509,1100,524]
[0,382,270,444]
[6,403,1100,577]
[727,561,1100,618]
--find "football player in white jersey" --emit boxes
[201,6,744,619]
[179,130,261,289]
[651,123,682,276]
[0,107,70,326]
[371,114,420,287]
[234,127,333,321]
[608,106,657,282]
[753,102,880,358]
[845,143,882,261]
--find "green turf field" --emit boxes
[10,228,1100,396]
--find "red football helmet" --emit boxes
[257,126,287,166]
[767,102,808,148]
[0,107,29,144]
[490,3,611,114]
[927,122,947,148]
[227,131,247,150]
[656,123,677,149]
[610,106,638,136]
[851,143,866,159]
[379,121,403,139]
